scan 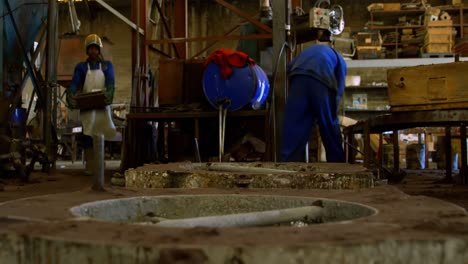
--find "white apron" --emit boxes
[80,63,116,140]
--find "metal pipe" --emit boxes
[95,0,144,35]
[194,138,201,162]
[92,134,105,191]
[46,0,58,165]
[155,205,324,228]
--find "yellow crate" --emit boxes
[427,27,453,35]
[423,43,452,53]
[425,33,452,43]
[383,3,400,11]
[427,20,453,27]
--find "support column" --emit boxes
[92,134,105,191]
[461,124,467,184]
[445,126,452,180]
[131,0,149,108]
[363,122,371,168]
[393,130,400,171]
[272,0,289,161]
[45,0,58,164]
[174,0,188,59]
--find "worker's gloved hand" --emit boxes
[67,95,78,109]
[104,90,114,105]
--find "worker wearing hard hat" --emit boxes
[281,29,347,162]
[67,34,116,174]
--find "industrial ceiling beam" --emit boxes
[148,46,172,59]
[190,11,261,60]
[95,0,144,35]
[153,0,180,58]
[190,24,242,60]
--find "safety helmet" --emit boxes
[84,34,103,53]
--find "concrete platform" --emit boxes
[0,186,467,263]
[125,162,377,189]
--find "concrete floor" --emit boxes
[0,162,468,263]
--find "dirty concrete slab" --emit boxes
[125,162,379,189]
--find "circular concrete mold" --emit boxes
[125,162,378,189]
[69,195,377,227]
[0,187,468,263]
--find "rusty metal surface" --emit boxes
[158,59,184,105]
[345,109,468,134]
[174,0,188,59]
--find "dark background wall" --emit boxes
[53,0,463,104]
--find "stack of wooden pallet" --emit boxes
[422,20,453,54]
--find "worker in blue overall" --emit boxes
[67,34,116,174]
[281,30,347,162]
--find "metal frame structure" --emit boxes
[344,109,468,184]
[1,0,56,177]
[129,0,276,111]
[123,0,308,168]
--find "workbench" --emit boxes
[343,109,468,184]
[121,110,270,170]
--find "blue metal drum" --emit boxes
[203,62,270,111]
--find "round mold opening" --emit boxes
[70,195,377,228]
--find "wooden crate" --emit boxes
[423,43,452,53]
[425,33,452,43]
[75,91,106,110]
[426,27,453,35]
[383,3,400,11]
[387,62,468,111]
[427,20,453,27]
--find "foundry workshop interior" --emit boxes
[1,0,468,263]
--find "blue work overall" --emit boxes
[281,44,346,162]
